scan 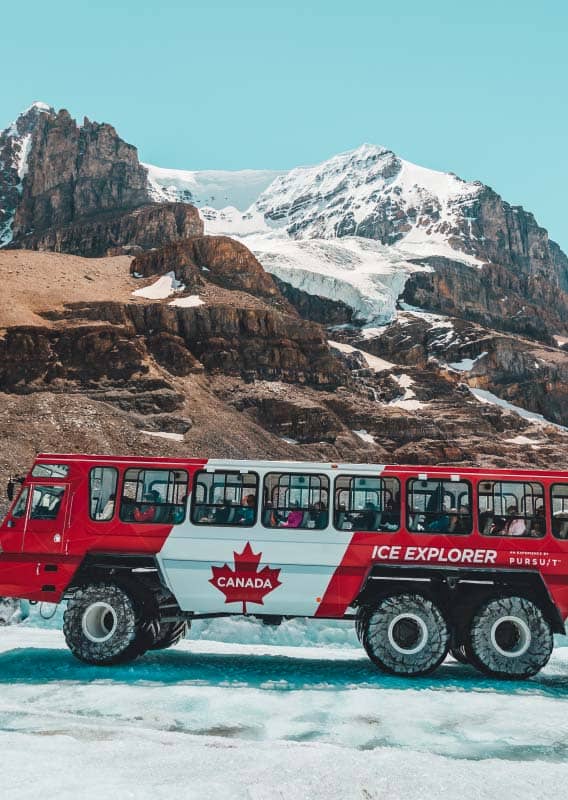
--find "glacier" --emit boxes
[1,610,568,799]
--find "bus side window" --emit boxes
[120,468,188,525]
[478,480,545,538]
[262,473,329,530]
[90,467,119,522]
[406,479,472,535]
[190,471,258,526]
[333,476,400,532]
[551,484,568,539]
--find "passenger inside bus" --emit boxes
[502,505,526,536]
[309,501,328,529]
[279,502,304,528]
[97,493,116,521]
[237,494,256,525]
[133,491,159,523]
[529,506,546,537]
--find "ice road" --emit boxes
[1,614,568,799]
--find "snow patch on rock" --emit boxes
[328,340,394,372]
[168,294,204,308]
[132,271,184,299]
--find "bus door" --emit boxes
[22,482,69,555]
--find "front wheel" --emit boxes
[361,593,449,677]
[63,582,151,665]
[468,596,553,679]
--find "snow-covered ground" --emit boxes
[2,612,568,798]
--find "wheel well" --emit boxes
[66,553,182,622]
[354,564,565,640]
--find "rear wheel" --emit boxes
[149,619,189,651]
[468,596,553,679]
[361,592,449,677]
[63,582,156,665]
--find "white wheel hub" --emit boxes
[490,615,531,658]
[82,601,118,643]
[387,612,429,655]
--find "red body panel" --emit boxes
[0,454,206,601]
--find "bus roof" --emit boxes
[34,453,568,481]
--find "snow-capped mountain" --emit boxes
[194,144,568,328]
[194,144,488,324]
[0,102,53,245]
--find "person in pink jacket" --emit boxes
[280,504,304,528]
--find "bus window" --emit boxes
[334,476,400,531]
[478,480,545,538]
[31,463,69,479]
[262,473,329,530]
[30,486,65,520]
[11,487,29,519]
[90,467,119,521]
[191,470,258,526]
[551,484,568,539]
[407,479,472,534]
[120,468,188,525]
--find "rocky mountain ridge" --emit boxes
[1,101,568,484]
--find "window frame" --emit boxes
[29,484,66,521]
[406,477,473,536]
[478,479,546,538]
[119,467,189,525]
[261,471,330,531]
[333,474,401,533]
[89,466,119,523]
[550,483,568,540]
[190,469,259,528]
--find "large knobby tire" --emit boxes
[63,582,150,666]
[355,606,372,644]
[362,592,449,677]
[468,595,553,680]
[149,619,189,651]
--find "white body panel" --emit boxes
[157,519,352,616]
[156,462,386,616]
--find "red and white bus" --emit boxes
[2,453,568,679]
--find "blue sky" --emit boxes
[1,0,567,248]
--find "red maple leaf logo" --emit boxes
[209,542,282,613]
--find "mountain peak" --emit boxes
[5,102,54,138]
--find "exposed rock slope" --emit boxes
[0,105,202,256]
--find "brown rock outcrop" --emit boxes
[9,202,203,257]
[402,257,568,341]
[131,235,280,300]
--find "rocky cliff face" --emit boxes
[12,108,149,238]
[10,202,203,257]
[0,104,206,256]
